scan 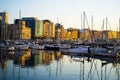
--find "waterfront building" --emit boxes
[108,31,117,40]
[21,21,31,39]
[55,23,65,41]
[51,22,55,38]
[43,20,55,39]
[67,28,78,41]
[39,20,44,38]
[64,29,68,40]
[79,29,91,41]
[0,11,8,24]
[0,11,9,40]
[8,24,16,40]
[102,30,118,41]
[22,17,39,39]
[43,20,50,38]
[92,30,102,39]
[35,19,41,38]
[12,20,31,40]
[65,30,72,41]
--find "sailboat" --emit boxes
[65,12,90,54]
[114,18,120,57]
[90,18,108,53]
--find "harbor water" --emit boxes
[0,50,119,80]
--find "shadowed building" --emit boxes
[55,23,65,41]
[0,11,9,40]
[10,20,31,40]
[22,17,39,39]
[0,11,8,24]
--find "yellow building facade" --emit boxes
[5,12,8,24]
[51,22,55,38]
[66,28,78,41]
[108,31,118,40]
[66,31,72,40]
[21,21,31,39]
[71,29,78,41]
[43,20,54,38]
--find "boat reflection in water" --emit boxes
[0,50,119,80]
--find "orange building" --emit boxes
[67,28,78,41]
[43,20,55,39]
[51,22,55,38]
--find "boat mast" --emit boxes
[19,10,22,40]
[106,17,108,43]
[81,14,83,29]
[118,18,120,42]
[83,12,86,41]
[91,16,94,44]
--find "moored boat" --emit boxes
[45,44,59,50]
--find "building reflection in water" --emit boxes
[0,51,8,69]
[0,50,119,80]
[12,50,63,67]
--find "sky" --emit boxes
[0,0,120,30]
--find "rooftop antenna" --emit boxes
[81,14,83,29]
[19,10,22,19]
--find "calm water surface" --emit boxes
[0,50,119,80]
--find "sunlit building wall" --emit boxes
[21,21,31,39]
[67,28,78,41]
[108,31,117,40]
[51,22,55,38]
[35,19,40,38]
[43,20,50,38]
[71,29,78,41]
[39,20,44,37]
[43,20,55,38]
[66,31,72,40]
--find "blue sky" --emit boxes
[0,0,120,30]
